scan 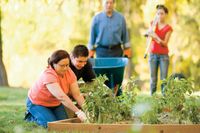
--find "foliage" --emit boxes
[1,0,96,87]
[183,96,200,124]
[162,76,193,111]
[0,0,199,90]
[81,75,137,123]
[117,77,138,120]
[0,86,199,133]
[140,76,200,124]
[164,0,200,90]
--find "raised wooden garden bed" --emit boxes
[48,118,200,133]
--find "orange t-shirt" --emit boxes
[28,66,77,107]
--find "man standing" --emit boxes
[88,0,131,58]
[70,45,96,83]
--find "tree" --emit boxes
[0,8,8,86]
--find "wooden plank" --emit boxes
[48,118,200,133]
[138,124,200,133]
[48,118,80,124]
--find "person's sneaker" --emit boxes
[24,111,35,122]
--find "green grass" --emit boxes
[0,87,47,133]
[0,87,87,133]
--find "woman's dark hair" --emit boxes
[72,44,89,58]
[48,50,70,69]
[156,4,168,14]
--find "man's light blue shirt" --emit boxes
[88,11,130,50]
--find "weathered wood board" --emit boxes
[48,118,200,133]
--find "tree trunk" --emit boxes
[0,8,9,86]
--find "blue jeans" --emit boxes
[149,53,169,95]
[25,98,68,128]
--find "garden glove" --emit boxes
[75,110,87,122]
[89,50,95,58]
[123,47,132,58]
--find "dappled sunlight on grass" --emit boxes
[0,87,60,133]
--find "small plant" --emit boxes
[80,75,199,124]
[182,96,200,124]
[117,77,137,120]
[140,76,200,124]
[81,75,137,123]
[162,76,193,111]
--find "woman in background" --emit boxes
[147,5,173,95]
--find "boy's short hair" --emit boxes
[72,44,89,58]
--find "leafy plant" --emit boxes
[162,76,193,111]
[80,75,199,124]
[140,76,200,124]
[182,96,200,124]
[80,75,137,123]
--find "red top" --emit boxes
[150,24,173,54]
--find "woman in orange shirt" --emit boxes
[25,50,87,128]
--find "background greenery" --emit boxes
[1,0,200,90]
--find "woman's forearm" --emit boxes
[60,95,80,113]
[155,36,168,47]
[70,82,85,107]
[46,83,80,113]
[154,31,172,47]
[73,94,85,107]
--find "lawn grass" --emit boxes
[0,87,47,133]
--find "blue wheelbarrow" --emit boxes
[89,57,128,95]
